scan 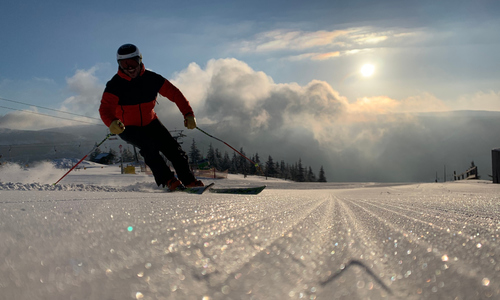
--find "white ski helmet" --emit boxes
[116,44,142,62]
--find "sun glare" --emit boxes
[361,64,375,77]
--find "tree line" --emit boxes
[88,139,327,182]
[188,139,327,182]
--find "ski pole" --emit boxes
[196,127,262,173]
[53,133,113,185]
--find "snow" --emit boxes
[1,163,500,299]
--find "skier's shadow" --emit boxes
[320,259,392,295]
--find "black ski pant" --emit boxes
[119,118,196,187]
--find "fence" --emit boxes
[194,168,228,179]
[140,164,228,179]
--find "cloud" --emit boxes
[349,91,500,114]
[169,58,348,138]
[348,93,450,115]
[285,51,341,61]
[310,52,341,61]
[168,59,402,170]
[348,29,391,45]
[166,58,499,182]
[454,91,500,111]
[0,67,104,130]
[61,66,104,118]
[236,27,421,61]
[239,29,352,53]
[170,59,444,140]
[0,108,74,130]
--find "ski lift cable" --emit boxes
[0,96,102,121]
[0,142,96,149]
[0,105,104,126]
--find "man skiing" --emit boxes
[99,43,203,191]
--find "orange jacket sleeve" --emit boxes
[159,79,194,117]
[99,92,120,127]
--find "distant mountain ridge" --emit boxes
[0,126,113,162]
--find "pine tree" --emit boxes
[122,148,135,162]
[214,148,222,170]
[89,147,102,162]
[220,151,231,171]
[107,148,118,164]
[249,153,261,174]
[265,155,277,178]
[279,160,287,179]
[296,159,305,182]
[306,166,317,182]
[250,155,257,174]
[189,139,202,164]
[206,143,216,168]
[255,153,261,167]
[230,152,238,173]
[238,147,249,175]
[289,163,297,181]
[318,166,327,182]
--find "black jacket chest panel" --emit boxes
[106,71,165,105]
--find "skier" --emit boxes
[99,43,203,191]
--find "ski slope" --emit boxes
[1,163,499,299]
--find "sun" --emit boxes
[360,64,375,77]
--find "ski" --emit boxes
[166,182,215,194]
[183,182,215,194]
[209,185,266,195]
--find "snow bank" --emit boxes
[0,181,165,192]
[0,161,63,184]
[0,182,122,192]
[0,162,160,192]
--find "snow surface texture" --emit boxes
[1,163,500,299]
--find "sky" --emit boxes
[1,0,500,182]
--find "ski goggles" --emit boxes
[119,58,140,70]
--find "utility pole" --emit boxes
[119,145,123,174]
[444,165,446,183]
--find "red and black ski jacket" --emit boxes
[99,64,194,128]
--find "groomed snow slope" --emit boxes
[1,163,499,299]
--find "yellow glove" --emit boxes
[109,119,125,134]
[184,115,197,130]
